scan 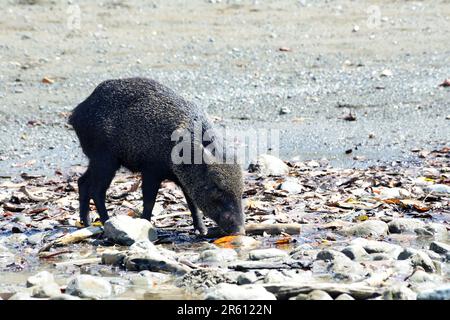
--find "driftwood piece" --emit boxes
[39,226,103,252]
[263,282,381,300]
[229,259,312,271]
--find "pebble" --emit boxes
[397,248,418,260]
[103,215,158,246]
[342,220,388,237]
[351,238,402,257]
[112,284,127,296]
[414,227,434,237]
[129,273,154,287]
[341,245,370,261]
[124,250,190,275]
[49,294,81,300]
[417,285,450,300]
[429,241,450,255]
[388,218,425,234]
[380,69,393,77]
[424,184,450,195]
[31,283,61,298]
[66,275,113,299]
[279,179,303,194]
[200,248,238,263]
[250,154,289,176]
[371,253,392,261]
[335,293,355,300]
[249,248,288,261]
[263,270,287,283]
[205,283,276,300]
[101,249,127,266]
[383,285,417,300]
[424,223,448,239]
[328,256,366,281]
[392,260,414,277]
[316,249,349,262]
[306,290,333,300]
[408,268,434,284]
[409,252,436,273]
[27,232,45,245]
[279,106,291,115]
[129,239,158,253]
[237,271,258,285]
[424,249,442,261]
[26,271,55,288]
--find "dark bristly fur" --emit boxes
[69,77,245,235]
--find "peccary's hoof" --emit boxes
[195,226,209,237]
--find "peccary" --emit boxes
[69,77,245,235]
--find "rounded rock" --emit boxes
[306,290,333,300]
[31,283,61,298]
[429,241,450,255]
[205,283,276,300]
[341,245,370,261]
[388,218,425,234]
[249,248,288,261]
[200,248,238,263]
[237,272,258,285]
[66,275,113,299]
[104,215,157,246]
[250,154,289,176]
[342,220,388,237]
[26,271,55,288]
[335,293,355,300]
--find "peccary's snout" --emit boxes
[216,203,246,235]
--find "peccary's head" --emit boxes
[173,159,245,235]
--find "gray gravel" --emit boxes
[0,0,449,176]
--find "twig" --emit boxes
[54,257,101,267]
[39,249,73,259]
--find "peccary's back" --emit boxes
[69,77,210,171]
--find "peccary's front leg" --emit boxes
[183,190,207,236]
[141,173,161,221]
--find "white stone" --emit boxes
[205,283,276,300]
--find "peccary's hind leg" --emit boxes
[78,169,91,227]
[141,172,161,221]
[89,158,120,224]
